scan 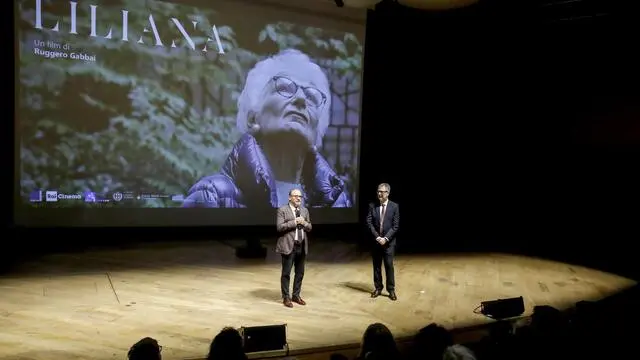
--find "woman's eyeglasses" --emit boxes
[272,76,326,108]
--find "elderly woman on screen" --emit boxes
[183,49,351,208]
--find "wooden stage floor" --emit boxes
[0,239,635,360]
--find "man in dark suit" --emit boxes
[276,188,312,308]
[366,183,400,301]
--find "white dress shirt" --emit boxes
[380,200,388,217]
[380,200,389,241]
[290,204,304,242]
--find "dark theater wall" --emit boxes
[357,1,639,278]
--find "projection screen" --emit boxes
[15,0,365,227]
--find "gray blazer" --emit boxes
[276,204,312,255]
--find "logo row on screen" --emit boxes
[29,190,185,203]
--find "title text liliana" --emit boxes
[32,0,226,54]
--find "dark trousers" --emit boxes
[372,245,395,292]
[281,240,305,299]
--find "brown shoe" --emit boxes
[292,296,306,305]
[283,298,293,307]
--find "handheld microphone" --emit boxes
[295,208,303,229]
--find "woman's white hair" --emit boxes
[236,49,331,148]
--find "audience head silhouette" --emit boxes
[207,327,247,360]
[358,322,399,360]
[443,344,477,360]
[411,323,453,360]
[127,337,161,360]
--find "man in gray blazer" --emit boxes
[276,188,312,308]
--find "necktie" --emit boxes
[295,208,302,242]
[379,204,386,234]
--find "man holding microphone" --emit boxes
[276,189,312,307]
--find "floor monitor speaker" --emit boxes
[480,296,525,319]
[239,324,287,354]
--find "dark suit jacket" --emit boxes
[366,201,400,247]
[276,205,312,255]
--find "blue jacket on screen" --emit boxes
[182,133,351,208]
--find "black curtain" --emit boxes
[357,0,639,278]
